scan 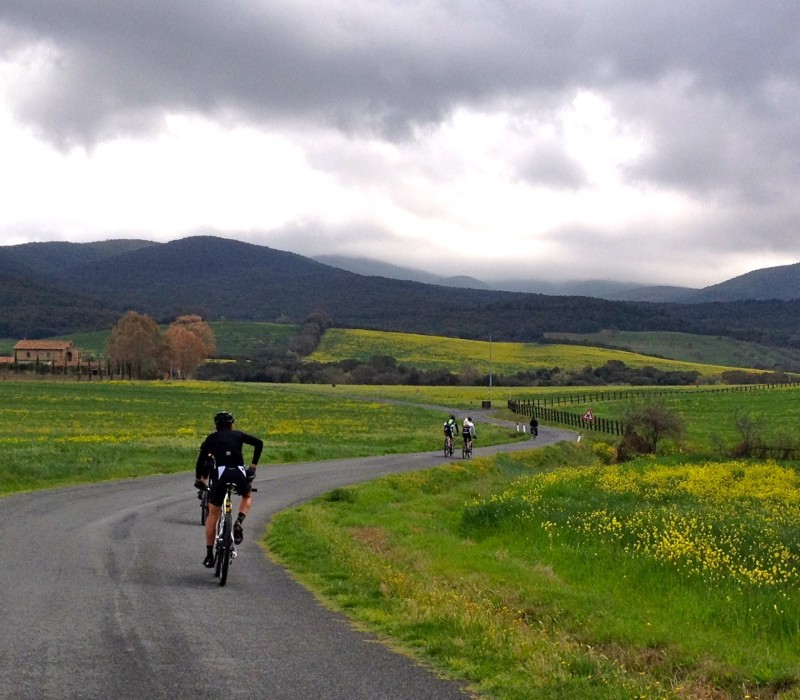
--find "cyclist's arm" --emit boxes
[241,433,263,465]
[195,439,209,479]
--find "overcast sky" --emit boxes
[1,1,799,288]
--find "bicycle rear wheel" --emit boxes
[443,438,449,457]
[218,514,232,586]
[214,513,226,578]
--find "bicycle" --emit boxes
[443,434,455,457]
[213,481,257,586]
[462,436,472,459]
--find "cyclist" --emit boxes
[443,414,459,454]
[462,416,476,451]
[196,411,263,568]
[530,416,538,438]
[194,452,216,496]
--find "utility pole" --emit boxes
[488,334,493,403]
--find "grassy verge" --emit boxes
[266,443,800,699]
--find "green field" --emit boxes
[503,384,800,454]
[0,379,522,495]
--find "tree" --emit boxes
[169,315,216,355]
[107,311,165,379]
[165,315,216,378]
[618,397,685,460]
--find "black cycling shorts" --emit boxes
[208,465,253,507]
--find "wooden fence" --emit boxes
[508,399,624,436]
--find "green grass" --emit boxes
[267,444,800,699]
[0,379,523,495]
[311,328,748,377]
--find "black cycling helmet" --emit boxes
[214,411,235,428]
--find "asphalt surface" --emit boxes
[0,416,575,700]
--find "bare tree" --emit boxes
[107,311,165,379]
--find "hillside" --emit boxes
[310,328,739,378]
[545,330,800,372]
[3,235,800,348]
[690,261,800,302]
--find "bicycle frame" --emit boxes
[212,478,256,586]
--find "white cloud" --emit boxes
[2,1,800,288]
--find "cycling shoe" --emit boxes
[203,552,215,568]
[234,521,244,545]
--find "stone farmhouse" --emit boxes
[13,340,80,366]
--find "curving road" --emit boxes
[0,417,575,700]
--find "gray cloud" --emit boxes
[5,1,796,145]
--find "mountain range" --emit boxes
[316,254,800,303]
[2,235,800,347]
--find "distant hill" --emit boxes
[2,235,800,347]
[313,255,488,289]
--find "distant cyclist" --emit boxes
[530,416,538,438]
[443,414,459,455]
[462,416,476,450]
[195,411,263,568]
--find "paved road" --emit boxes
[0,418,575,700]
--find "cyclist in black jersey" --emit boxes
[195,411,263,568]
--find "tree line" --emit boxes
[107,312,215,379]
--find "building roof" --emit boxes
[13,340,74,351]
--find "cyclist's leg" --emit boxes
[231,467,254,543]
[205,504,221,543]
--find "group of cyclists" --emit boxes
[443,414,476,456]
[191,409,534,570]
